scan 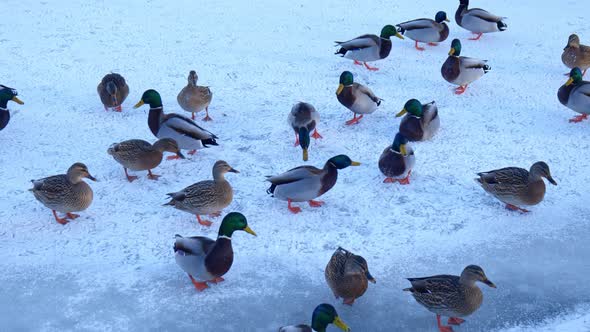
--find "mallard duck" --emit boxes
[336,71,382,125]
[174,212,256,292]
[335,25,404,71]
[379,133,415,184]
[455,0,507,40]
[97,73,129,112]
[562,35,590,76]
[442,39,490,95]
[404,265,496,332]
[165,160,238,226]
[279,304,350,332]
[177,70,213,121]
[325,247,376,306]
[558,67,590,123]
[266,155,360,214]
[30,163,96,225]
[108,138,185,182]
[475,161,557,213]
[133,89,218,157]
[288,102,322,161]
[396,99,440,141]
[396,11,450,51]
[0,85,24,131]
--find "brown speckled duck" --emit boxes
[279,304,350,332]
[177,70,213,121]
[562,34,590,76]
[405,265,496,332]
[336,71,382,125]
[325,247,376,306]
[379,133,415,184]
[396,99,440,141]
[288,102,322,161]
[442,39,490,95]
[97,73,129,112]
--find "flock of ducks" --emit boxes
[2,1,589,331]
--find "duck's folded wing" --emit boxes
[278,325,312,332]
[266,166,322,185]
[397,19,434,31]
[423,102,438,123]
[356,84,381,103]
[174,235,215,256]
[31,175,67,193]
[459,56,488,69]
[478,167,528,185]
[467,8,504,22]
[114,140,152,153]
[164,114,218,140]
[335,34,379,50]
[407,275,460,309]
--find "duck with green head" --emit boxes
[0,85,24,131]
[288,102,322,161]
[266,155,360,214]
[336,71,382,125]
[335,25,404,71]
[379,133,415,184]
[441,39,490,95]
[279,303,350,332]
[396,11,450,51]
[558,67,590,123]
[455,0,507,41]
[174,212,256,291]
[396,99,440,141]
[133,89,218,157]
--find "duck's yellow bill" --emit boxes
[12,96,24,105]
[445,18,451,22]
[333,316,350,332]
[400,144,407,155]
[133,100,145,108]
[396,108,407,117]
[351,161,361,166]
[448,47,455,56]
[244,226,257,236]
[395,32,404,40]
[336,84,344,95]
[565,77,574,86]
[303,149,308,161]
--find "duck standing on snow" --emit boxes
[378,133,415,184]
[97,73,129,112]
[558,67,590,123]
[325,247,376,306]
[0,85,24,131]
[335,25,404,71]
[562,35,590,77]
[174,212,256,292]
[455,0,507,41]
[405,265,496,332]
[336,71,382,125]
[133,89,218,157]
[279,304,350,332]
[288,102,322,161]
[30,163,96,225]
[108,138,185,182]
[396,11,450,51]
[177,70,213,121]
[442,39,490,95]
[266,155,360,214]
[165,160,238,226]
[396,99,440,141]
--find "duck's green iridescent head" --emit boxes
[448,38,462,56]
[435,11,450,23]
[566,67,583,86]
[298,127,311,161]
[0,85,24,109]
[336,71,354,95]
[327,155,361,169]
[392,133,410,155]
[396,99,423,118]
[133,89,163,108]
[380,24,404,40]
[218,212,257,238]
[311,304,350,332]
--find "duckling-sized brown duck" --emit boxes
[97,73,129,112]
[562,34,590,77]
[405,265,496,332]
[396,99,440,141]
[177,70,213,121]
[288,102,322,161]
[325,247,376,306]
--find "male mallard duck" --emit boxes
[558,67,590,123]
[442,39,490,95]
[396,99,440,141]
[266,155,360,214]
[335,25,404,71]
[0,85,24,131]
[336,71,382,125]
[97,73,129,112]
[279,304,350,332]
[165,160,238,226]
[177,70,213,121]
[404,265,496,332]
[378,133,415,184]
[134,89,218,157]
[30,163,96,225]
[396,11,450,51]
[107,138,185,182]
[325,247,376,306]
[476,161,557,213]
[174,212,256,292]
[562,35,590,76]
[455,0,507,40]
[288,102,322,161]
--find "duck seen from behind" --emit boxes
[378,133,415,184]
[336,71,382,125]
[335,25,403,71]
[558,67,590,123]
[177,70,213,121]
[325,247,376,306]
[97,73,129,112]
[442,39,490,95]
[0,85,24,131]
[562,34,590,77]
[278,303,350,332]
[455,0,507,41]
[396,11,450,51]
[288,102,322,161]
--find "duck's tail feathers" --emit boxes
[164,192,185,205]
[483,64,491,73]
[266,183,276,195]
[395,24,405,34]
[334,47,347,56]
[498,21,508,31]
[202,138,218,147]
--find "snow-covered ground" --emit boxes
[1,0,589,331]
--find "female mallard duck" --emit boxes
[266,155,360,214]
[288,102,322,161]
[174,212,256,292]
[177,70,213,121]
[396,99,440,141]
[0,85,24,131]
[133,89,218,157]
[562,35,590,76]
[396,11,450,51]
[378,133,415,184]
[404,265,496,332]
[97,73,129,112]
[336,71,382,125]
[279,304,350,332]
[165,160,238,226]
[455,0,507,40]
[325,247,376,306]
[30,163,96,225]
[335,25,404,71]
[442,39,490,95]
[476,161,557,213]
[108,138,185,182]
[558,67,590,123]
